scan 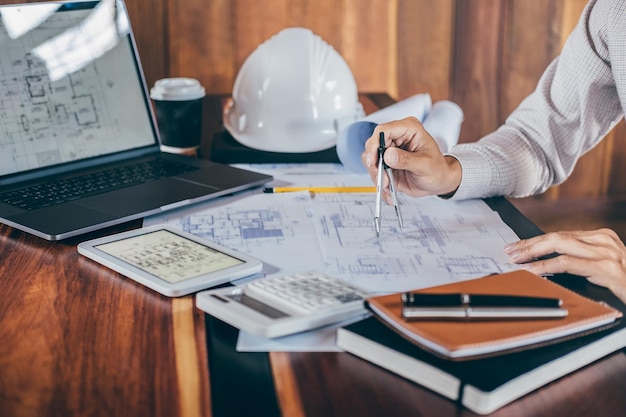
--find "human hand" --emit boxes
[360,117,462,201]
[504,228,626,303]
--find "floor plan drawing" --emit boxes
[0,5,153,176]
[145,192,325,275]
[177,205,301,252]
[308,193,519,292]
[146,189,520,293]
[0,47,114,174]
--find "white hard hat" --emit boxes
[224,27,364,153]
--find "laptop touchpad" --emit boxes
[77,178,219,217]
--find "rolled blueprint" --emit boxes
[335,121,377,173]
[362,93,432,124]
[422,100,464,153]
[336,94,464,173]
[336,94,432,174]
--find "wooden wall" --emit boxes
[7,0,625,200]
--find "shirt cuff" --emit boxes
[445,145,497,200]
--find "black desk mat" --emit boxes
[205,316,280,417]
[210,129,341,164]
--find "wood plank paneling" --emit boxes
[166,0,396,97]
[500,0,562,119]
[129,0,626,199]
[500,0,565,201]
[608,122,626,198]
[452,0,507,143]
[3,0,623,200]
[397,0,455,103]
[167,0,234,92]
[339,0,397,97]
[125,0,168,90]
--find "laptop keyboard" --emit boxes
[0,159,199,211]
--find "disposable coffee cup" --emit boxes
[150,78,206,154]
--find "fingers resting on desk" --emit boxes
[505,228,626,303]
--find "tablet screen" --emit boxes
[94,229,244,283]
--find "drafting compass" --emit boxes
[374,132,403,236]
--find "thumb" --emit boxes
[383,147,412,170]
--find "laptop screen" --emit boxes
[0,0,157,178]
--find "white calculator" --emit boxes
[195,272,370,338]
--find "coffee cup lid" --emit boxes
[150,77,206,101]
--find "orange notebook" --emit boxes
[365,270,623,360]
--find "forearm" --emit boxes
[446,127,552,200]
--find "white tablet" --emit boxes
[77,225,263,297]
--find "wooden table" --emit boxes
[1,95,625,417]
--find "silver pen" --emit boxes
[402,306,569,320]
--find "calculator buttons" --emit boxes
[196,271,370,338]
[245,272,367,314]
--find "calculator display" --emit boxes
[226,293,289,319]
[94,229,244,283]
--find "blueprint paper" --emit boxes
[310,193,519,293]
[144,164,520,351]
[145,189,518,293]
[231,163,373,188]
[144,191,324,276]
[236,313,368,352]
[231,163,357,177]
[237,326,343,352]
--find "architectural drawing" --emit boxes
[147,192,325,274]
[146,190,520,293]
[307,193,517,291]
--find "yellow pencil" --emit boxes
[263,186,376,193]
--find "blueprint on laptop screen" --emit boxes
[0,1,154,176]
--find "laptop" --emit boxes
[0,0,272,241]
